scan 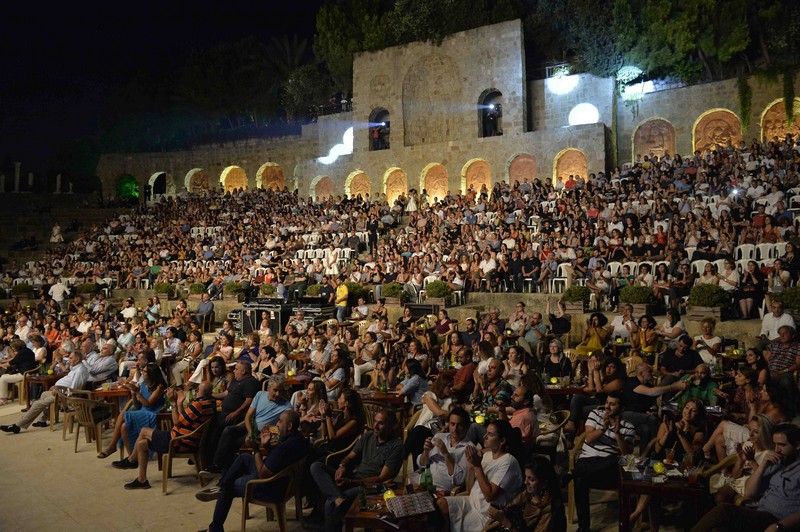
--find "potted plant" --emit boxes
[562,285,591,313]
[687,283,730,321]
[11,283,33,299]
[778,286,800,323]
[304,283,322,297]
[259,283,277,297]
[75,283,97,296]
[154,282,176,300]
[224,281,244,302]
[344,281,368,307]
[424,280,452,307]
[188,283,206,300]
[381,282,407,306]
[619,285,658,316]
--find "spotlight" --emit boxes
[488,104,495,110]
[380,122,386,127]
[732,189,738,195]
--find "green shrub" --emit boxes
[305,283,321,297]
[381,282,407,301]
[189,283,206,295]
[563,285,591,303]
[344,281,368,306]
[777,286,800,311]
[259,283,277,296]
[620,285,654,304]
[688,283,729,308]
[425,280,452,299]
[224,281,244,295]
[75,283,97,294]
[154,282,176,298]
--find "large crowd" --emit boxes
[1,133,800,531]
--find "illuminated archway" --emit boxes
[148,172,174,197]
[760,98,800,142]
[310,175,334,201]
[478,88,503,138]
[256,163,285,190]
[461,159,491,195]
[507,153,537,185]
[115,174,139,200]
[553,148,588,185]
[368,108,390,151]
[345,170,371,198]
[632,117,676,162]
[220,166,248,193]
[420,163,448,202]
[692,108,742,153]
[184,168,210,194]
[383,167,408,204]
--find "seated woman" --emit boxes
[742,347,769,385]
[353,331,382,387]
[564,356,625,436]
[486,456,567,532]
[437,419,523,532]
[170,329,203,385]
[634,315,660,355]
[97,362,166,459]
[702,380,790,462]
[574,312,611,356]
[296,380,328,437]
[321,344,352,400]
[655,309,685,350]
[715,367,760,422]
[503,346,528,388]
[542,339,572,380]
[714,415,775,505]
[187,334,234,385]
[314,388,365,454]
[403,374,455,467]
[397,359,429,404]
[369,354,397,391]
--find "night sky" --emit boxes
[0,0,324,173]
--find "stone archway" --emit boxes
[507,154,537,185]
[220,166,248,193]
[184,168,210,194]
[115,174,139,200]
[383,167,408,205]
[692,109,742,153]
[256,163,285,190]
[310,175,334,201]
[760,98,800,142]
[461,159,491,196]
[632,118,676,162]
[345,171,371,198]
[478,88,503,137]
[553,148,588,184]
[420,163,448,202]
[148,172,175,198]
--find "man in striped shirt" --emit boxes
[117,381,215,489]
[572,391,636,532]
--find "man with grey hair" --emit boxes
[51,340,76,374]
[2,349,90,433]
[85,339,118,382]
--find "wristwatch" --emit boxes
[773,523,784,531]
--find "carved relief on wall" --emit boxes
[423,164,448,202]
[402,53,461,146]
[314,176,334,200]
[633,119,676,160]
[465,160,491,194]
[348,172,371,198]
[508,154,538,184]
[761,100,800,142]
[555,150,588,181]
[370,75,390,97]
[257,164,284,191]
[221,166,248,193]
[187,169,210,194]
[693,110,742,153]
[385,168,408,204]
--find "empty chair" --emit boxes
[691,259,709,275]
[755,243,775,261]
[773,242,787,258]
[735,244,755,261]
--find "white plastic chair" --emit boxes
[735,244,755,261]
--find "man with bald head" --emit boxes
[117,381,216,489]
[677,364,718,410]
[622,362,688,444]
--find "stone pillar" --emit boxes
[28,172,34,190]
[14,162,21,193]
[55,173,62,194]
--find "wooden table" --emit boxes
[618,463,708,532]
[24,373,62,408]
[343,494,434,532]
[359,389,406,407]
[611,341,632,358]
[91,386,132,418]
[544,385,587,397]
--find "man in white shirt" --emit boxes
[48,279,70,311]
[758,301,796,349]
[120,298,137,320]
[14,315,31,342]
[417,407,474,491]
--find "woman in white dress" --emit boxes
[323,243,340,276]
[438,419,523,532]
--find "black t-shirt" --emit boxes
[221,375,260,415]
[661,348,703,375]
[508,258,523,275]
[318,284,335,305]
[623,377,657,413]
[521,257,540,277]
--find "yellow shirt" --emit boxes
[335,284,348,307]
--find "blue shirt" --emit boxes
[250,392,292,430]
[757,460,800,520]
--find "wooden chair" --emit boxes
[158,419,211,494]
[323,434,360,468]
[51,387,91,437]
[69,396,114,453]
[10,365,41,406]
[401,405,424,484]
[621,354,644,377]
[531,410,570,462]
[567,432,618,524]
[242,458,305,532]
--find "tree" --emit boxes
[281,63,334,122]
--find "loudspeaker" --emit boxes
[241,304,292,335]
[404,303,439,320]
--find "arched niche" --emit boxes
[148,172,174,197]
[256,163,285,190]
[760,98,800,142]
[478,88,503,138]
[345,170,371,198]
[368,108,390,151]
[310,175,334,201]
[184,168,210,194]
[420,163,448,202]
[507,153,537,185]
[115,174,139,200]
[461,159,491,196]
[632,118,676,162]
[220,166,248,193]
[692,108,742,153]
[383,167,408,205]
[553,148,588,185]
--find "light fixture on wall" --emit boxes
[546,64,578,95]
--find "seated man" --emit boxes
[417,407,474,491]
[195,410,310,532]
[497,385,539,447]
[309,408,403,530]
[206,377,292,474]
[116,381,215,489]
[451,348,476,403]
[194,293,215,328]
[659,335,703,389]
[1,350,89,433]
[85,339,120,383]
[572,391,636,532]
[677,364,718,409]
[692,423,800,532]
[622,362,688,444]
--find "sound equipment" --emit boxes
[241,301,292,335]
[404,303,439,320]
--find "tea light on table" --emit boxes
[550,377,559,385]
[474,414,486,425]
[616,337,623,344]
[287,370,295,377]
[383,489,396,502]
